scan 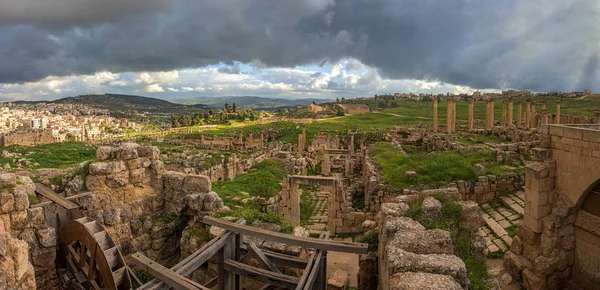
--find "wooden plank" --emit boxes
[248,242,281,274]
[239,246,308,268]
[30,192,92,208]
[139,219,247,290]
[302,251,324,290]
[295,232,328,290]
[204,217,367,254]
[34,183,79,209]
[224,260,300,289]
[130,252,209,290]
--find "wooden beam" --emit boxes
[139,219,247,290]
[302,251,324,290]
[248,242,281,274]
[34,183,79,209]
[203,217,367,254]
[295,232,328,290]
[31,191,92,208]
[224,260,300,289]
[130,252,209,290]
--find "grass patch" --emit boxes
[351,190,365,210]
[187,227,211,246]
[487,251,505,259]
[372,142,512,189]
[213,159,294,234]
[28,194,39,205]
[300,185,318,226]
[358,229,379,252]
[0,142,96,169]
[213,159,287,200]
[506,224,517,238]
[154,213,177,224]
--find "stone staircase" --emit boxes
[478,191,525,255]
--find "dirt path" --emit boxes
[327,250,360,287]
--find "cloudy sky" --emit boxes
[0,0,598,101]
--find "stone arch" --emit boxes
[570,163,600,207]
[572,180,600,288]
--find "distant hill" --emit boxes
[54,94,210,112]
[172,96,333,110]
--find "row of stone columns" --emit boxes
[432,97,563,132]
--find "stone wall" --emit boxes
[0,174,55,289]
[504,124,600,289]
[81,143,225,262]
[1,129,55,147]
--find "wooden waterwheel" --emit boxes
[61,216,133,290]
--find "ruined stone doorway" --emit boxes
[573,181,600,288]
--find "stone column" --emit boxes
[297,133,304,153]
[541,110,549,125]
[349,135,355,153]
[468,99,474,130]
[525,100,531,129]
[260,133,264,149]
[446,98,452,133]
[517,101,522,128]
[485,99,490,129]
[490,98,495,128]
[249,132,253,148]
[541,101,547,111]
[289,180,300,225]
[555,100,561,124]
[508,98,513,126]
[433,98,438,133]
[321,153,331,176]
[502,101,507,127]
[239,131,243,149]
[531,102,536,128]
[452,99,457,132]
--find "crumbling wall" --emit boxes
[81,143,225,262]
[1,129,55,147]
[0,174,55,289]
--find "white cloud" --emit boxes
[0,58,491,101]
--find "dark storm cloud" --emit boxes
[0,0,598,92]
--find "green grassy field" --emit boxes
[212,159,294,233]
[0,142,96,169]
[370,143,517,190]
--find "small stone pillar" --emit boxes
[530,102,536,128]
[249,132,253,148]
[525,100,531,129]
[446,98,452,133]
[486,98,495,130]
[541,109,549,125]
[502,101,507,127]
[452,99,457,132]
[555,101,561,124]
[349,135,355,153]
[239,131,243,148]
[322,153,331,176]
[468,99,474,130]
[260,133,264,149]
[433,98,438,132]
[541,101,547,111]
[508,98,513,126]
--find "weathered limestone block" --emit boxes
[386,248,467,288]
[388,229,453,255]
[523,268,546,290]
[0,173,16,187]
[163,171,186,190]
[183,175,212,193]
[31,247,56,268]
[184,193,205,212]
[420,197,442,226]
[96,146,115,160]
[105,172,129,188]
[35,228,56,248]
[380,203,409,219]
[103,208,121,226]
[12,187,30,211]
[457,201,485,232]
[0,220,6,256]
[129,168,148,186]
[137,145,160,160]
[127,157,151,170]
[9,238,29,280]
[115,143,140,160]
[382,217,425,239]
[17,229,36,250]
[89,160,126,175]
[10,211,28,230]
[0,256,16,287]
[86,175,107,192]
[1,193,15,214]
[327,269,349,290]
[389,272,462,290]
[203,192,224,212]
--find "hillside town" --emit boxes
[0,103,139,147]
